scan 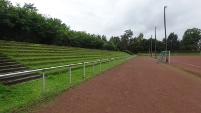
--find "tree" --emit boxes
[136,32,144,42]
[104,41,116,50]
[119,29,133,50]
[101,35,107,42]
[127,33,144,53]
[23,3,37,12]
[109,36,121,50]
[167,32,180,51]
[181,28,201,50]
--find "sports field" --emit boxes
[36,56,201,113]
[171,56,201,77]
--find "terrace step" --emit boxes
[0,61,19,66]
[0,56,9,60]
[0,64,22,69]
[4,75,41,85]
[0,67,27,74]
[0,58,15,63]
[0,72,41,85]
[0,55,40,85]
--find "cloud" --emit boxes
[10,0,201,40]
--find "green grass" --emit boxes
[0,40,133,113]
[0,58,129,113]
[0,40,129,71]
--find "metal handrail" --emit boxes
[0,56,131,78]
[0,55,134,93]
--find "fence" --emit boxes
[0,55,134,94]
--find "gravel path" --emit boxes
[37,57,201,113]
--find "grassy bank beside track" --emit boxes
[0,59,130,113]
[0,40,132,113]
[0,40,129,78]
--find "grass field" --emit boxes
[0,40,132,113]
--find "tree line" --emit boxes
[1,0,201,54]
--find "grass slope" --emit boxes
[0,40,131,113]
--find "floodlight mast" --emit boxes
[151,35,153,57]
[198,39,201,56]
[155,27,157,59]
[164,6,168,62]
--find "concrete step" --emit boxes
[0,64,22,69]
[0,67,27,74]
[0,61,19,66]
[0,57,9,60]
[0,55,40,85]
[0,58,15,63]
[0,71,40,84]
[2,74,41,85]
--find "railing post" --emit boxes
[69,65,72,84]
[42,69,45,94]
[108,59,110,68]
[105,61,106,70]
[93,62,95,75]
[100,61,102,72]
[107,60,108,69]
[83,62,86,78]
[169,51,170,64]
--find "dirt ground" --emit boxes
[171,56,201,75]
[37,57,201,113]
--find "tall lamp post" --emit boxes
[151,35,153,57]
[164,6,168,62]
[155,27,157,59]
[198,39,201,56]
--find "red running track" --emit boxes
[37,57,201,113]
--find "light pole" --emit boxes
[149,40,150,57]
[164,6,168,62]
[198,39,201,55]
[155,27,157,59]
[151,35,153,57]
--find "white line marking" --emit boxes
[171,60,201,68]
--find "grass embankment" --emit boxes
[0,40,131,113]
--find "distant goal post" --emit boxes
[157,51,170,64]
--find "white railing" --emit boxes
[0,55,135,93]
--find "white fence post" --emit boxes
[93,62,95,75]
[105,61,106,70]
[69,65,72,84]
[100,62,102,72]
[109,59,111,68]
[42,69,45,94]
[83,62,86,78]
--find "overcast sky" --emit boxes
[10,0,201,41]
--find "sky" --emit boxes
[10,0,201,41]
